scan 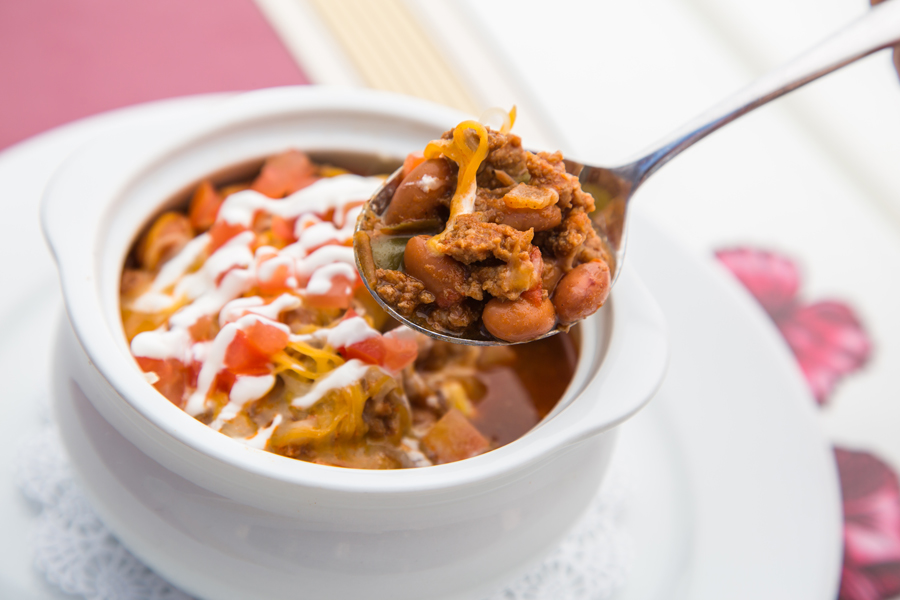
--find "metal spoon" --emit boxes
[356,0,900,345]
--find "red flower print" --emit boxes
[779,302,872,406]
[836,448,900,600]
[715,248,871,405]
[715,247,800,317]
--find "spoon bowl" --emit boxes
[357,0,900,345]
[355,161,602,345]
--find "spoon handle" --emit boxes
[622,0,900,187]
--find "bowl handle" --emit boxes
[541,268,669,449]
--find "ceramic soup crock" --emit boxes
[41,87,667,600]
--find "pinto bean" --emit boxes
[552,260,611,324]
[482,296,556,343]
[382,159,453,225]
[404,235,465,307]
[494,205,561,232]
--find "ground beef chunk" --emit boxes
[483,129,528,182]
[576,228,614,267]
[362,391,406,440]
[375,269,435,315]
[542,211,598,269]
[470,261,541,300]
[432,214,534,264]
[474,187,514,212]
[430,214,539,298]
[526,151,593,212]
[571,186,597,213]
[425,301,479,333]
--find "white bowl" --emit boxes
[41,87,668,600]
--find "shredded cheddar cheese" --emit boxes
[424,119,489,221]
[423,108,517,254]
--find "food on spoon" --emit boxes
[120,150,578,468]
[355,108,614,342]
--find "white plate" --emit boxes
[0,96,841,600]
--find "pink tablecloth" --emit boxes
[0,0,307,150]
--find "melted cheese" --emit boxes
[290,359,374,409]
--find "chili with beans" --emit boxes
[120,149,578,469]
[357,111,613,342]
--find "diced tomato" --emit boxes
[136,357,189,407]
[208,220,248,253]
[342,336,384,365]
[521,286,543,306]
[271,215,297,244]
[244,319,290,355]
[224,320,290,376]
[258,262,294,294]
[381,336,418,371]
[223,331,269,375]
[341,335,417,372]
[188,360,202,389]
[256,252,296,294]
[223,331,271,376]
[214,370,236,395]
[421,408,490,464]
[304,276,355,309]
[189,181,224,232]
[402,152,426,179]
[251,150,319,198]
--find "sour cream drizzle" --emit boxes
[290,359,374,409]
[218,175,380,227]
[130,328,192,362]
[210,373,276,431]
[307,263,357,294]
[290,316,379,349]
[219,293,301,327]
[291,245,356,275]
[131,174,383,427]
[241,414,283,450]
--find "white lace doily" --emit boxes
[16,421,632,600]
